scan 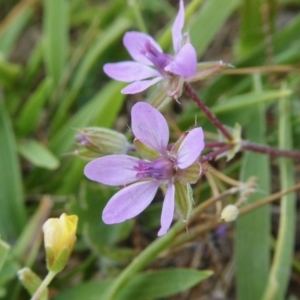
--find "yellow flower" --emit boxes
[43,213,78,273]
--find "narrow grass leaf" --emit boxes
[16,78,52,136]
[179,89,291,128]
[0,100,26,240]
[237,0,265,57]
[50,16,131,133]
[0,2,33,57]
[53,269,212,300]
[18,140,59,170]
[43,0,68,85]
[262,86,296,300]
[189,0,239,57]
[50,81,125,155]
[0,239,10,273]
[235,75,270,300]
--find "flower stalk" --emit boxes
[30,271,56,300]
[183,82,234,141]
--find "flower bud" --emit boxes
[17,268,48,299]
[43,213,78,273]
[220,205,239,222]
[75,127,128,157]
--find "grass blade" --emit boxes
[0,100,26,240]
[43,0,69,85]
[262,86,296,300]
[235,75,270,300]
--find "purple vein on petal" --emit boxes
[123,31,163,65]
[102,181,160,224]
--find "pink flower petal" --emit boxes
[84,155,140,186]
[172,0,184,53]
[103,62,160,82]
[164,43,197,77]
[121,77,162,94]
[176,127,205,169]
[131,102,169,154]
[123,31,163,65]
[158,182,175,236]
[102,181,160,224]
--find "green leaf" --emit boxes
[0,239,10,273]
[49,16,131,133]
[0,100,26,240]
[179,90,291,128]
[69,183,133,254]
[235,76,271,300]
[50,80,125,155]
[262,86,296,300]
[0,3,33,57]
[53,269,213,300]
[18,140,59,170]
[189,0,239,57]
[16,78,52,136]
[237,0,265,57]
[43,0,69,85]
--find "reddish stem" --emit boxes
[200,145,232,164]
[242,141,300,159]
[205,142,227,148]
[183,83,233,141]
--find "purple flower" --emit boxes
[84,102,204,236]
[103,0,199,99]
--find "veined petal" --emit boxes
[164,43,197,77]
[84,155,140,186]
[123,31,163,65]
[103,62,160,82]
[172,0,184,54]
[121,77,162,94]
[132,102,169,154]
[102,181,160,224]
[176,127,204,169]
[158,182,175,236]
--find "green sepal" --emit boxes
[77,127,128,155]
[177,162,201,184]
[17,267,48,300]
[218,123,242,161]
[189,61,231,82]
[46,246,69,273]
[174,182,194,223]
[147,82,172,111]
[134,139,160,160]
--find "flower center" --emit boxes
[134,157,175,180]
[142,41,173,76]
